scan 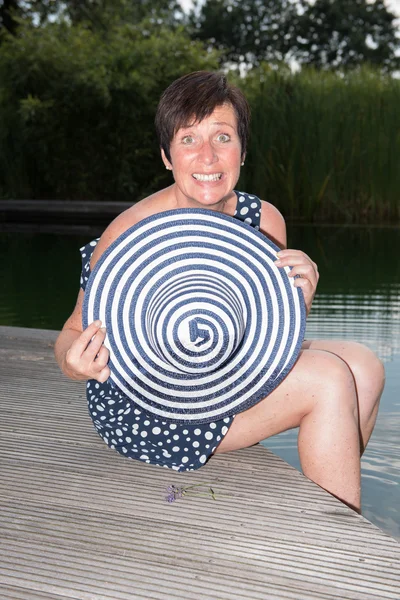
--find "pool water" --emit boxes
[1,224,399,539]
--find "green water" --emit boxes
[1,225,399,539]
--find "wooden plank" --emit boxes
[0,326,399,600]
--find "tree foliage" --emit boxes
[188,0,297,66]
[0,0,183,36]
[189,0,400,71]
[292,0,400,71]
[0,19,218,200]
[57,0,183,31]
[237,65,400,223]
[2,1,399,71]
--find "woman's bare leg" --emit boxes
[302,340,385,452]
[215,348,361,511]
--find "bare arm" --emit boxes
[54,209,139,382]
[54,197,156,382]
[259,200,287,249]
[259,200,319,315]
[54,289,111,382]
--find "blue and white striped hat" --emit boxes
[83,209,306,424]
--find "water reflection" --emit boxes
[361,408,400,540]
[0,231,88,330]
[262,225,400,540]
[289,225,400,358]
[1,224,400,539]
[307,291,400,361]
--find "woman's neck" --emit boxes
[168,185,237,216]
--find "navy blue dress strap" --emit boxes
[234,191,262,230]
[80,238,99,292]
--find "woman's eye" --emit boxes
[182,135,194,144]
[217,133,230,143]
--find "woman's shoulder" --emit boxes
[99,194,161,243]
[234,190,286,248]
[238,191,284,223]
[259,198,287,249]
[259,198,285,220]
[89,190,170,270]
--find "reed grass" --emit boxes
[238,66,400,223]
[1,28,399,226]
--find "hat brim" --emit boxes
[83,209,306,424]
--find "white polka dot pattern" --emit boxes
[86,378,231,471]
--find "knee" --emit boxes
[313,350,355,389]
[304,350,358,416]
[345,342,385,394]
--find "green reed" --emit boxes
[238,66,400,223]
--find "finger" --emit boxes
[293,276,311,289]
[275,255,313,268]
[293,278,313,314]
[288,264,317,283]
[73,320,103,354]
[287,263,314,275]
[276,249,318,270]
[276,249,308,260]
[94,366,111,383]
[84,328,107,361]
[311,260,319,272]
[94,345,110,369]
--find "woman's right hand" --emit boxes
[63,320,110,383]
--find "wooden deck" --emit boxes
[0,200,132,231]
[0,326,399,600]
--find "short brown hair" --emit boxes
[155,71,250,163]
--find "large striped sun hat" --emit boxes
[83,209,306,424]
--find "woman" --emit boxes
[55,71,385,512]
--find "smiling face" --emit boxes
[161,104,244,210]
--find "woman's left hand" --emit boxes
[275,249,319,315]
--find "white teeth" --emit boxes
[192,173,222,182]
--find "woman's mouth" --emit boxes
[192,173,223,182]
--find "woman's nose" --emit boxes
[199,141,218,164]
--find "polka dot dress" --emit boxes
[233,191,261,230]
[80,191,262,471]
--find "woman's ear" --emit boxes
[161,148,172,171]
